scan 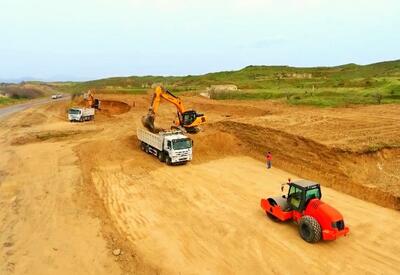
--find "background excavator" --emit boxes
[84,89,101,109]
[142,86,206,133]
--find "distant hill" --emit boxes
[53,59,400,107]
[67,59,400,92]
[0,77,38,84]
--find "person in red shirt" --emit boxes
[266,152,272,169]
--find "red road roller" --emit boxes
[261,179,349,243]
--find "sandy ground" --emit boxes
[88,156,400,274]
[1,94,400,274]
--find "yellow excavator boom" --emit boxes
[142,86,206,133]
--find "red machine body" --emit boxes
[261,180,349,242]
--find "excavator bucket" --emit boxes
[185,126,200,134]
[142,112,156,132]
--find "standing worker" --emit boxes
[266,152,272,169]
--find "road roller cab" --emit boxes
[261,179,349,243]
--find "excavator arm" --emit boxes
[84,89,101,109]
[149,86,185,114]
[142,86,206,133]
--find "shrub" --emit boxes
[2,86,43,99]
[373,92,382,104]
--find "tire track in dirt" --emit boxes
[74,139,162,274]
[77,153,400,274]
[68,96,400,273]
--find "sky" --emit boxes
[0,0,399,81]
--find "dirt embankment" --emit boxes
[212,121,400,209]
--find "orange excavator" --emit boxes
[142,86,206,133]
[84,89,101,109]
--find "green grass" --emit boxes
[55,84,147,95]
[209,85,400,107]
[0,97,21,107]
[287,93,377,107]
[39,59,400,107]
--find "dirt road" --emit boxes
[0,95,70,120]
[0,103,120,274]
[1,94,400,274]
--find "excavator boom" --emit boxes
[85,89,101,109]
[142,86,206,133]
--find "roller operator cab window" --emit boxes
[288,186,303,209]
[173,139,192,150]
[305,187,321,201]
[68,109,81,115]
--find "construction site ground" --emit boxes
[1,94,400,274]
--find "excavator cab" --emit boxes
[181,110,198,125]
[179,110,206,133]
[92,98,101,109]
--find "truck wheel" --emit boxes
[166,156,172,165]
[298,216,321,243]
[145,145,150,154]
[140,142,146,151]
[158,151,165,162]
[79,117,83,122]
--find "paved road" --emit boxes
[0,95,70,120]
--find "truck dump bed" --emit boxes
[81,108,95,117]
[137,128,164,151]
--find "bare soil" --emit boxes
[1,94,400,274]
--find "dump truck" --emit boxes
[68,107,95,122]
[137,128,193,165]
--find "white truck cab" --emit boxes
[137,128,193,165]
[163,133,193,163]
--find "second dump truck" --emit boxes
[68,107,95,122]
[137,128,193,165]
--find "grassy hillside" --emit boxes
[0,83,56,107]
[55,59,400,107]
